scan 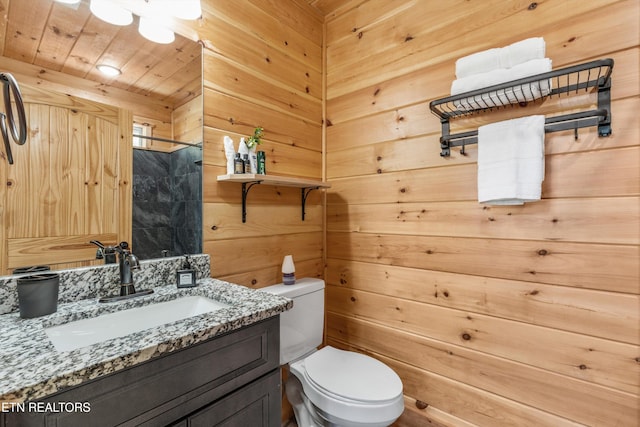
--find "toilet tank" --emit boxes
[261,278,325,365]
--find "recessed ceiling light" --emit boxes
[96,64,122,77]
[90,0,133,26]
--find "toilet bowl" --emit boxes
[289,346,404,426]
[261,278,404,427]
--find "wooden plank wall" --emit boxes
[195,0,325,287]
[0,84,132,273]
[323,1,639,426]
[173,95,203,146]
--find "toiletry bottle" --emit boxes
[257,151,266,174]
[176,255,196,288]
[242,154,250,174]
[282,255,296,285]
[234,152,244,174]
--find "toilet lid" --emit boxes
[303,346,402,403]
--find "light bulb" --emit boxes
[90,0,133,26]
[172,0,202,20]
[138,16,175,44]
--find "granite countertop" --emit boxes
[0,278,292,403]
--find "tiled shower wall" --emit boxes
[132,146,202,260]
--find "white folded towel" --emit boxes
[451,58,552,110]
[456,37,546,78]
[455,48,503,79]
[502,37,547,69]
[477,115,545,205]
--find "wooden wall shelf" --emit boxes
[217,174,331,223]
[429,58,614,157]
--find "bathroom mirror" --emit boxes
[0,0,203,272]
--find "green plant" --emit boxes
[245,126,264,149]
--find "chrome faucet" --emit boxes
[98,241,153,303]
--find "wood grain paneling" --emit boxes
[199,0,324,289]
[327,146,640,204]
[326,0,635,98]
[204,87,321,152]
[326,95,639,178]
[326,259,639,344]
[0,56,172,122]
[7,234,117,268]
[2,1,637,426]
[327,285,638,393]
[1,0,202,113]
[1,86,131,273]
[327,313,638,426]
[327,197,639,245]
[324,0,640,425]
[328,338,585,427]
[198,8,324,421]
[217,258,323,289]
[205,232,323,277]
[172,95,203,145]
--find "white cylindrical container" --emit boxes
[282,255,296,285]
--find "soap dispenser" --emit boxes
[176,255,196,288]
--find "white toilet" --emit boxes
[262,278,404,427]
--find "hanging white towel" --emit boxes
[451,58,552,110]
[456,37,546,78]
[477,115,546,205]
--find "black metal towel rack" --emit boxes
[0,72,27,165]
[429,58,614,157]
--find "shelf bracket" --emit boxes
[301,187,320,221]
[440,119,451,157]
[241,181,262,223]
[597,77,612,137]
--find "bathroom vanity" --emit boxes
[2,318,280,426]
[0,272,291,427]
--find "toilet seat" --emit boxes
[305,346,402,402]
[289,346,404,426]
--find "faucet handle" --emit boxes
[90,240,117,264]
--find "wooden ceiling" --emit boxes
[305,0,342,17]
[0,0,202,110]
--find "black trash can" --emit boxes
[17,273,60,318]
[13,265,50,275]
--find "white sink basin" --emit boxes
[45,296,230,352]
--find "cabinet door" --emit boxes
[187,369,281,427]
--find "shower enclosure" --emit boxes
[132,144,202,260]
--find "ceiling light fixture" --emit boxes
[138,16,175,44]
[53,0,82,4]
[96,64,122,77]
[90,0,133,26]
[172,0,202,20]
[83,0,201,44]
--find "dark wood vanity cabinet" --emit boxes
[2,317,281,427]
